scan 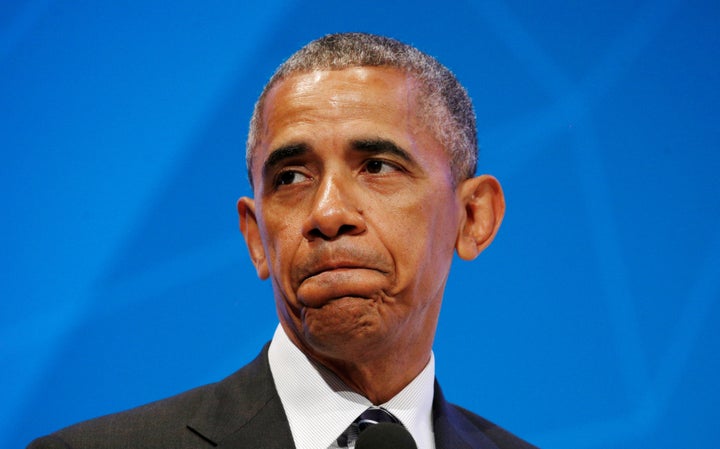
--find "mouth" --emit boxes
[293,250,392,308]
[300,262,374,283]
[294,246,391,296]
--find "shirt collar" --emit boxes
[268,325,436,449]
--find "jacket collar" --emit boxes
[432,381,500,449]
[186,343,295,448]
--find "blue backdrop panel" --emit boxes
[1,0,718,448]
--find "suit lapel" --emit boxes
[433,381,500,449]
[186,344,295,448]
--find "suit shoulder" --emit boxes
[27,434,72,449]
[26,347,274,449]
[449,403,540,449]
[27,381,217,449]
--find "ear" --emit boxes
[237,197,270,279]
[455,175,505,261]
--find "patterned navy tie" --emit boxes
[337,407,401,447]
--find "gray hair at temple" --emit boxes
[246,32,478,187]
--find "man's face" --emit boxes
[239,67,472,366]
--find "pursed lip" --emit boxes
[299,261,374,283]
[294,246,391,286]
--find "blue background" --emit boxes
[2,0,719,447]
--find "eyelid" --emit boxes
[273,167,311,187]
[262,144,309,181]
[363,157,404,172]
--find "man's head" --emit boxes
[246,33,477,188]
[238,33,504,401]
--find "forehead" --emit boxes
[266,66,419,109]
[259,67,423,145]
[268,66,416,100]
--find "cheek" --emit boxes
[377,193,457,267]
[260,215,300,271]
[398,189,457,233]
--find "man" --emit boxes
[28,33,537,449]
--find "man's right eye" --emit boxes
[275,170,309,186]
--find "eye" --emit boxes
[275,170,309,186]
[364,159,399,174]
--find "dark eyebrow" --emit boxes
[262,143,309,179]
[350,138,414,163]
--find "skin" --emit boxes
[238,66,505,404]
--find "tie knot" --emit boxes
[337,407,402,447]
[356,407,400,432]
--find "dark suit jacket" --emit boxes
[27,345,537,449]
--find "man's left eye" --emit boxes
[364,160,397,174]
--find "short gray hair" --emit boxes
[246,32,477,187]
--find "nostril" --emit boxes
[307,223,358,241]
[337,224,357,236]
[307,228,326,240]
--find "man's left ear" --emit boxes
[455,175,505,261]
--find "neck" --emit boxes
[320,350,432,404]
[283,324,435,404]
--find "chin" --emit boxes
[300,298,390,357]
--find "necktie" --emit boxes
[337,407,401,447]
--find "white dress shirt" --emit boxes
[268,325,436,449]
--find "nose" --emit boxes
[302,175,366,241]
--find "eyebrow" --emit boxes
[260,138,415,180]
[262,143,309,180]
[350,138,414,163]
